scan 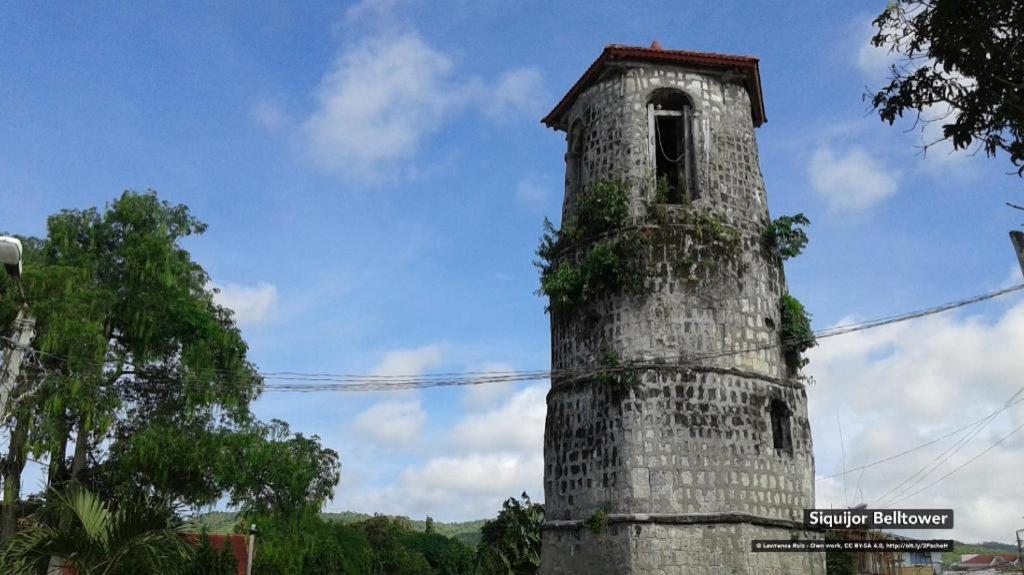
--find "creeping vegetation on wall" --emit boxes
[667,210,742,281]
[592,348,640,392]
[583,507,609,535]
[779,294,816,374]
[536,179,743,313]
[763,213,810,261]
[536,180,645,313]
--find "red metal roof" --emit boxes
[541,44,766,130]
[183,533,250,575]
[960,554,1018,565]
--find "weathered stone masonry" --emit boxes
[539,46,824,574]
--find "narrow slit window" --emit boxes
[565,121,584,203]
[770,399,793,455]
[649,90,696,203]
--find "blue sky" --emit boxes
[4,0,1024,542]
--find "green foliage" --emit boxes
[354,515,435,575]
[570,179,631,239]
[779,294,817,374]
[219,419,340,517]
[869,0,1024,175]
[0,484,193,575]
[0,191,264,502]
[536,180,648,313]
[762,213,810,260]
[185,530,238,575]
[583,507,609,535]
[476,493,543,575]
[400,531,475,575]
[593,349,639,392]
[250,512,374,575]
[668,209,742,281]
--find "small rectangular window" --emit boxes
[770,399,793,455]
[650,104,696,204]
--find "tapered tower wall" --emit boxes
[540,55,824,575]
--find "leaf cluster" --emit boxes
[762,213,810,261]
[476,493,543,575]
[0,484,193,575]
[869,0,1024,174]
[592,349,639,392]
[536,180,647,313]
[669,209,742,281]
[583,507,609,535]
[779,294,817,374]
[185,530,238,575]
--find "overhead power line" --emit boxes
[885,422,1024,507]
[5,283,1024,393]
[815,387,1024,482]
[869,385,1024,508]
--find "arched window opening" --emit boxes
[565,121,584,204]
[648,90,696,204]
[770,399,793,455]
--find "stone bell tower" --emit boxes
[538,44,824,574]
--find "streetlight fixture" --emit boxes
[0,236,22,278]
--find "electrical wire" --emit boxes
[814,388,1024,481]
[869,385,1024,508]
[885,422,1024,507]
[4,283,1023,393]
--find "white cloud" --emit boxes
[294,3,545,182]
[352,399,427,447]
[210,281,278,327]
[372,344,444,376]
[344,0,408,23]
[855,22,898,85]
[808,296,1024,542]
[338,383,547,520]
[350,344,443,447]
[808,146,899,212]
[461,362,518,409]
[455,384,546,450]
[479,68,547,122]
[298,32,459,180]
[358,452,544,520]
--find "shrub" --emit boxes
[779,294,816,373]
[763,213,810,260]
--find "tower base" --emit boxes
[540,520,825,575]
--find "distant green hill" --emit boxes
[189,511,486,547]
[942,541,1019,567]
[321,512,485,546]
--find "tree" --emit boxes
[0,484,193,575]
[476,493,543,575]
[0,191,264,540]
[185,530,239,575]
[0,192,346,571]
[220,419,340,518]
[869,0,1024,174]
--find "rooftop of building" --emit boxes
[541,42,766,131]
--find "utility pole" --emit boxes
[0,236,33,422]
[0,307,36,421]
[1016,524,1023,574]
[1010,231,1024,279]
[246,523,257,575]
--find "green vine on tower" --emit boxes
[535,179,645,314]
[536,179,744,313]
[764,213,816,375]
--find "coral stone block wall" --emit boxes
[540,59,823,575]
